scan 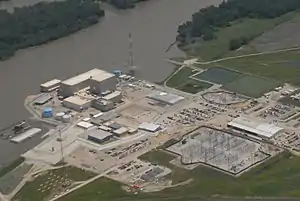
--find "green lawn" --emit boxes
[176,79,212,94]
[222,75,282,98]
[200,50,300,86]
[0,157,24,178]
[165,67,194,88]
[56,151,300,201]
[13,166,96,201]
[193,67,242,85]
[182,12,297,60]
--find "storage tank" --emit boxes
[62,114,71,123]
[55,112,65,121]
[113,70,122,76]
[42,107,53,118]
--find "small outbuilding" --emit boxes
[138,122,160,132]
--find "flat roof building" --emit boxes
[59,69,117,97]
[87,130,113,144]
[40,79,61,92]
[228,116,283,139]
[102,91,122,103]
[113,127,128,136]
[147,91,184,105]
[63,96,92,112]
[138,122,160,132]
[34,94,53,105]
[76,121,94,129]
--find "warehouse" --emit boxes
[102,91,122,103]
[113,127,128,136]
[63,96,92,111]
[87,130,113,144]
[138,122,160,132]
[59,69,104,97]
[228,116,284,140]
[11,128,42,143]
[40,79,61,92]
[89,72,117,95]
[146,91,184,105]
[34,94,53,105]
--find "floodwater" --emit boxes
[0,0,222,128]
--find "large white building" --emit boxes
[228,116,284,140]
[59,69,116,97]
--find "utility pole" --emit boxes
[59,129,64,163]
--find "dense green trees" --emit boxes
[0,0,104,60]
[101,0,149,9]
[177,0,300,50]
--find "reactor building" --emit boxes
[59,69,117,98]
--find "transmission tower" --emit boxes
[127,32,137,76]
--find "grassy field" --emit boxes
[165,67,194,88]
[200,49,300,86]
[13,166,96,201]
[193,68,242,85]
[222,75,282,98]
[56,151,300,201]
[0,157,24,179]
[176,79,212,94]
[182,12,297,60]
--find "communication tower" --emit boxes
[127,32,137,76]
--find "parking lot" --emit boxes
[159,102,226,127]
[257,104,298,121]
[166,127,270,175]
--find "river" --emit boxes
[0,0,222,128]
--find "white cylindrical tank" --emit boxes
[62,114,71,123]
[55,112,65,121]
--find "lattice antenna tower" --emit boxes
[127,32,136,76]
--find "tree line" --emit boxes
[101,0,149,9]
[0,0,104,60]
[177,0,300,50]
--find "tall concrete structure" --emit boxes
[59,69,116,97]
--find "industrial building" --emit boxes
[92,99,114,112]
[147,91,184,105]
[40,79,61,92]
[59,69,116,97]
[87,130,113,144]
[228,117,284,140]
[63,96,92,112]
[113,127,128,136]
[138,122,160,132]
[34,94,53,105]
[76,121,94,129]
[102,91,122,103]
[11,128,42,143]
[89,72,117,94]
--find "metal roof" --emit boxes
[62,69,104,86]
[90,71,115,82]
[63,96,91,105]
[40,79,61,88]
[102,91,121,101]
[34,94,53,105]
[87,129,112,140]
[138,122,160,132]
[147,91,184,105]
[228,116,283,138]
